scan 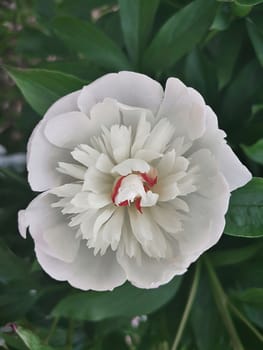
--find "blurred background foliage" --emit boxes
[0,0,263,349]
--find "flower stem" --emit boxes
[171,261,201,350]
[44,316,59,345]
[228,302,263,343]
[204,257,245,350]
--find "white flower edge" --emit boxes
[18,71,252,290]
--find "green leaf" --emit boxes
[53,16,131,70]
[5,67,85,115]
[143,0,217,73]
[118,0,159,64]
[231,288,263,306]
[52,277,182,321]
[13,325,54,350]
[210,23,243,89]
[220,60,263,141]
[247,15,263,67]
[0,240,28,283]
[235,0,263,5]
[225,178,263,238]
[242,139,263,165]
[209,242,263,267]
[191,274,231,350]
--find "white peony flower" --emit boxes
[18,72,251,290]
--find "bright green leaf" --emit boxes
[247,15,263,67]
[118,0,159,64]
[5,67,85,115]
[143,0,217,73]
[242,139,263,165]
[53,16,131,70]
[53,277,182,321]
[225,178,263,237]
[14,325,54,350]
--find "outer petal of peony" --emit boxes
[18,193,126,291]
[19,71,252,291]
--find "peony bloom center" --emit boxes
[111,169,158,213]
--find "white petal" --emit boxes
[96,154,114,173]
[71,192,111,209]
[43,223,80,262]
[57,162,86,180]
[111,158,150,176]
[18,210,28,238]
[131,113,151,155]
[189,106,252,191]
[117,241,186,289]
[129,209,168,258]
[154,175,180,201]
[110,125,131,163]
[50,184,82,197]
[35,246,71,281]
[157,78,206,141]
[157,150,176,178]
[27,91,80,191]
[78,71,163,116]
[144,118,175,153]
[141,191,159,207]
[90,209,124,253]
[177,150,230,257]
[89,97,121,131]
[150,203,182,234]
[83,167,113,193]
[71,146,99,168]
[134,149,162,162]
[68,244,126,291]
[44,111,92,149]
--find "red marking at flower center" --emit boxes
[111,170,157,213]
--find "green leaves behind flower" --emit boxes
[52,277,182,321]
[5,67,85,115]
[143,0,218,73]
[242,139,263,165]
[2,324,54,350]
[225,178,263,237]
[52,16,131,71]
[118,0,160,64]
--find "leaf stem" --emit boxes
[0,168,28,187]
[204,257,245,350]
[66,318,74,350]
[171,261,201,350]
[44,316,59,345]
[228,301,263,343]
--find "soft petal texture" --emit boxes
[188,106,252,191]
[157,78,206,141]
[27,91,80,191]
[18,193,80,262]
[68,244,126,291]
[78,71,163,116]
[19,194,126,291]
[117,239,187,289]
[177,149,230,257]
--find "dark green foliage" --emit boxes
[1,0,263,349]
